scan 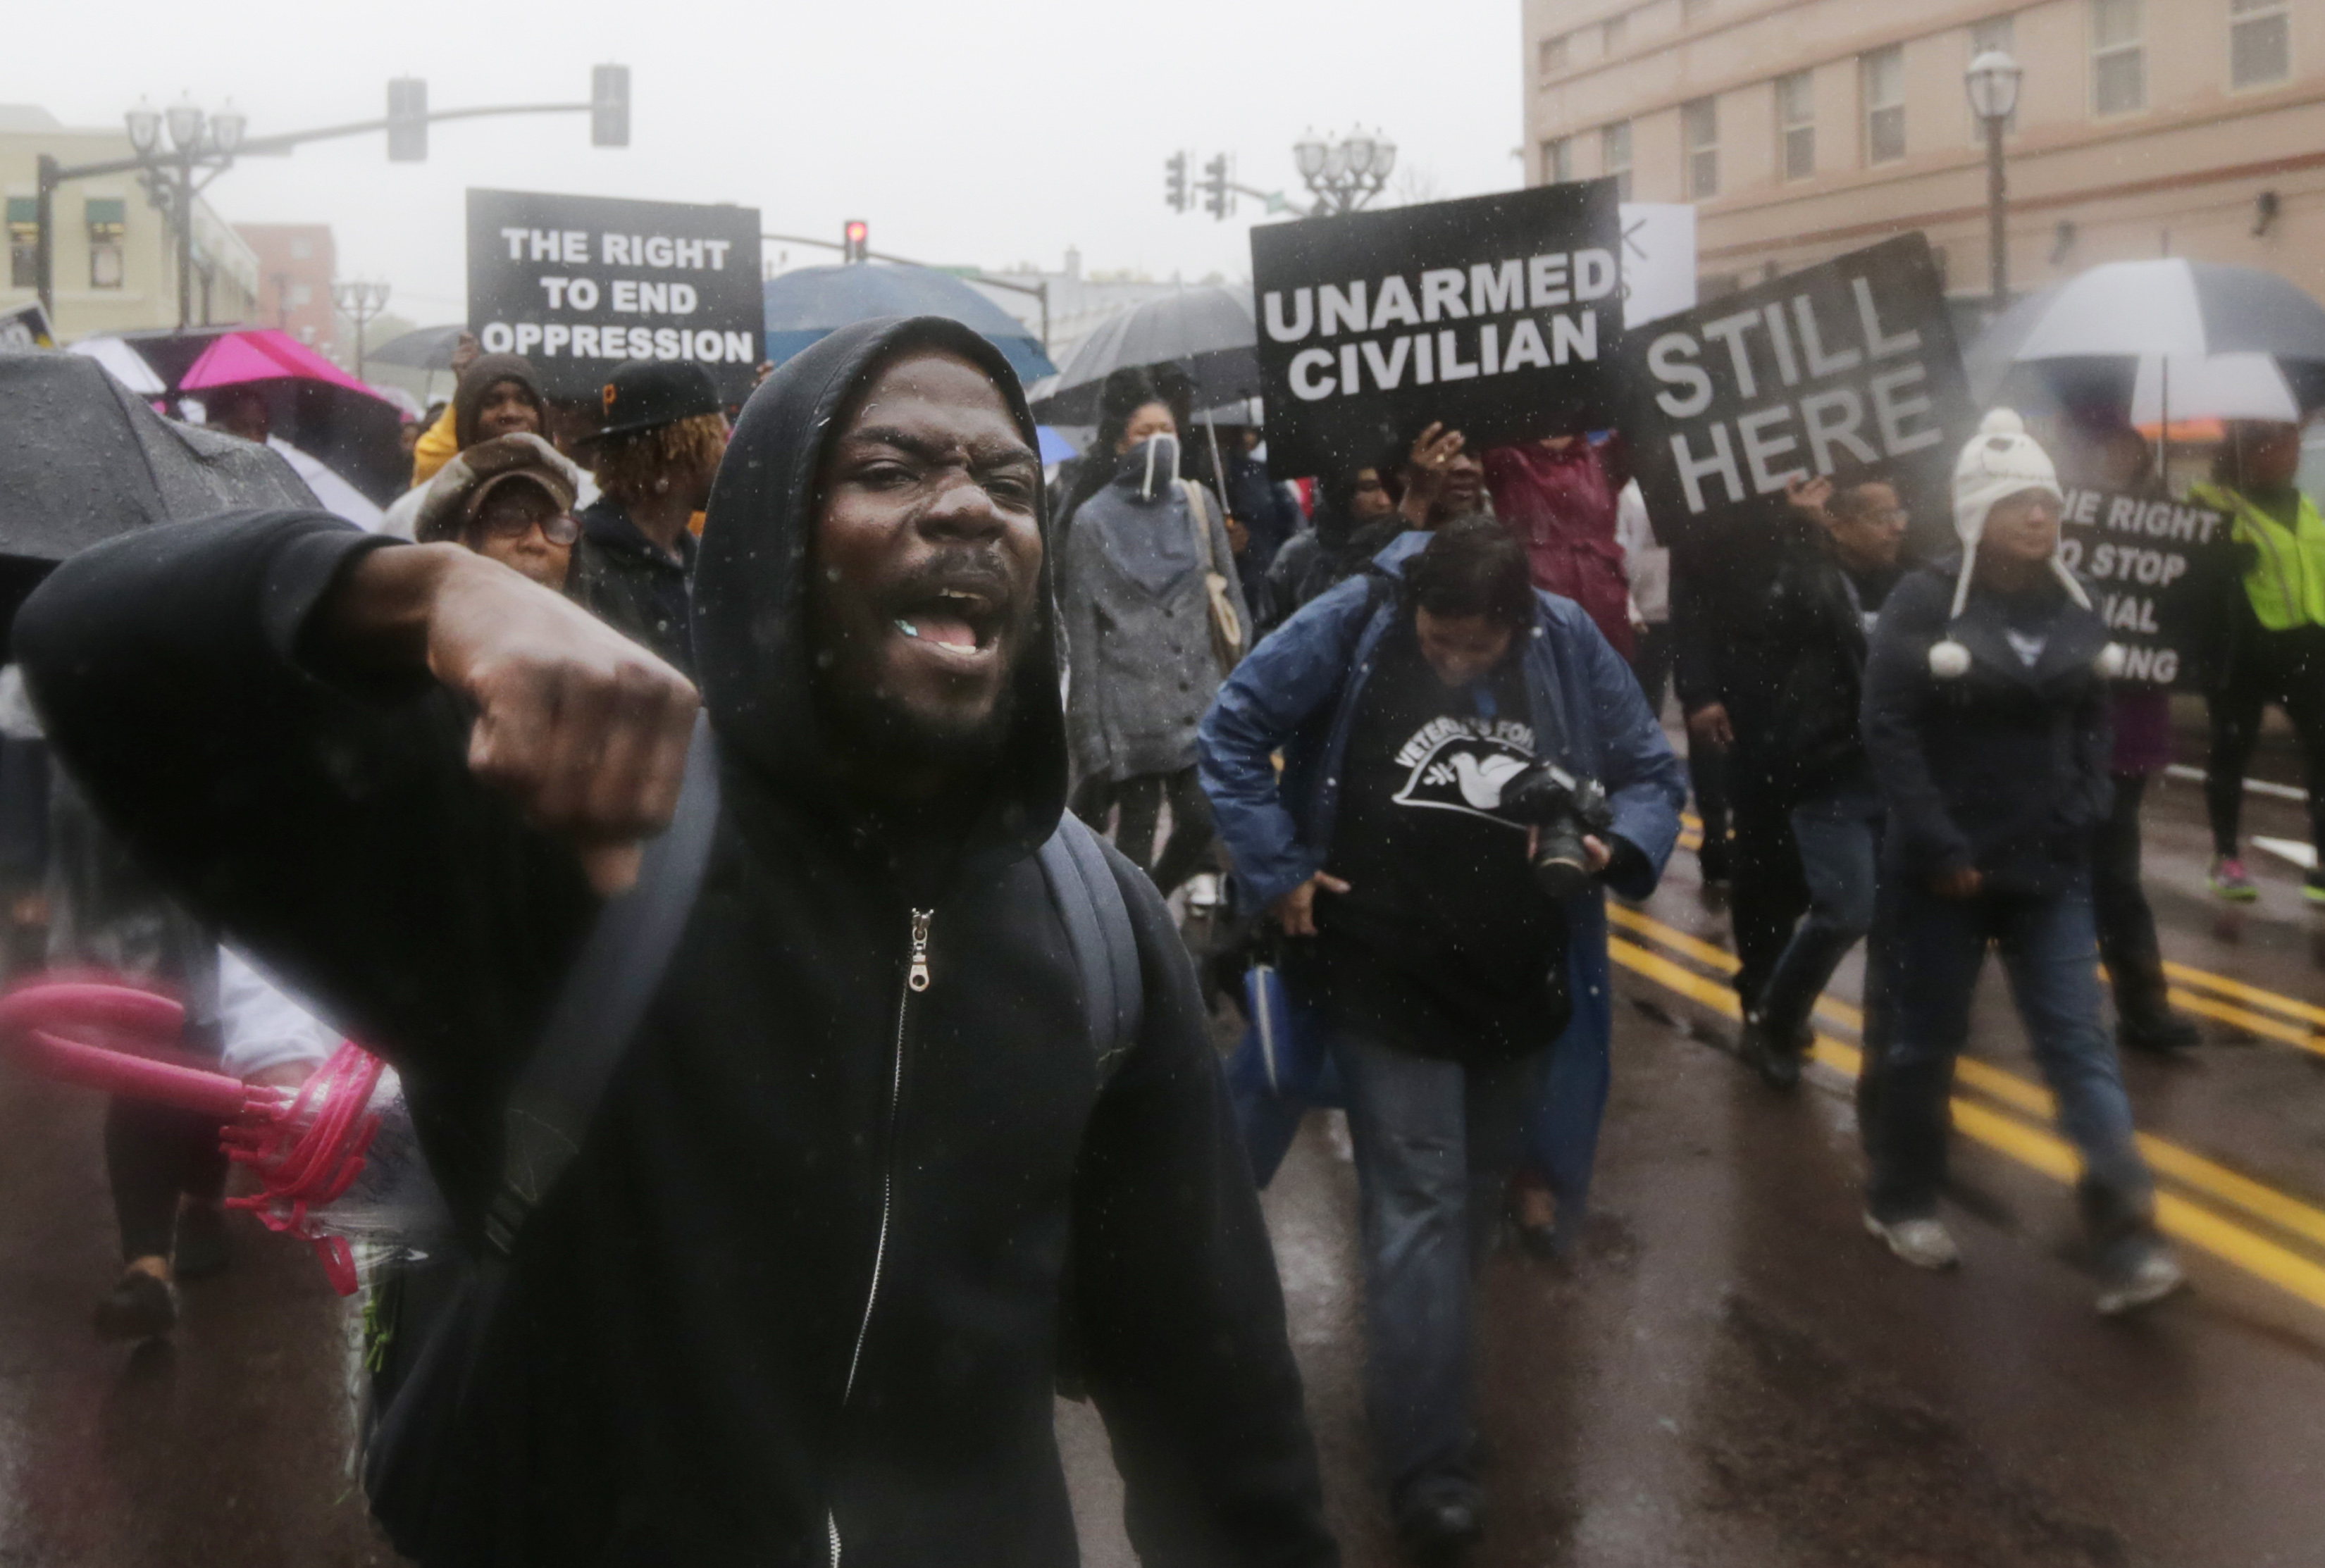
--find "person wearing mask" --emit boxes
[414,433,585,593]
[1737,473,1908,1090]
[2056,418,2201,1053]
[1483,434,1634,661]
[571,359,728,677]
[18,315,1335,1567]
[1062,402,1244,897]
[1053,368,1183,552]
[1202,519,1682,1555]
[2189,420,2325,904]
[381,352,551,540]
[1259,456,1406,634]
[1859,410,2182,1314]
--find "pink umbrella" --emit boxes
[178,327,380,397]
[177,329,408,504]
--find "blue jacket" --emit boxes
[1199,532,1686,912]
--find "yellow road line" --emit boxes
[1606,923,2325,1298]
[2162,960,2325,1028]
[2164,988,2325,1059]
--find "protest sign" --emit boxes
[1622,233,1971,551]
[2057,487,2227,686]
[467,189,763,404]
[0,301,55,352]
[1616,203,1695,328]
[1250,180,1623,478]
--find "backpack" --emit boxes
[361,716,1144,1552]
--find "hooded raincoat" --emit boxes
[16,316,1334,1568]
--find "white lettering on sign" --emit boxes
[478,321,754,363]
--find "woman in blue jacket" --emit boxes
[1198,519,1682,1551]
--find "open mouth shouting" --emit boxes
[892,582,1008,667]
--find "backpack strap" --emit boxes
[483,712,722,1259]
[1037,813,1143,1087]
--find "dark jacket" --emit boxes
[451,353,547,451]
[1763,541,1898,805]
[1258,507,1406,640]
[1860,559,2114,892]
[18,316,1334,1568]
[569,497,696,676]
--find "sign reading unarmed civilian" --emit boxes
[1623,233,1971,551]
[1250,180,1623,478]
[2057,487,2226,686]
[466,189,763,404]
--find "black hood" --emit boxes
[452,354,547,451]
[692,315,1067,854]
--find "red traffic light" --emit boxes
[843,220,869,262]
[845,220,867,244]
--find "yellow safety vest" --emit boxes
[2190,481,2325,633]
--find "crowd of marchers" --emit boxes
[6,313,2323,1568]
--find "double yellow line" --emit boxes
[1604,900,2325,1315]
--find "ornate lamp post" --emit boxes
[1965,49,2023,309]
[333,278,392,382]
[1291,127,1398,215]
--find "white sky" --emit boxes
[14,0,1523,325]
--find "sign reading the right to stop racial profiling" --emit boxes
[1621,232,1972,551]
[1250,180,1624,478]
[2057,488,2228,686]
[466,189,763,404]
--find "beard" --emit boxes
[812,659,1021,781]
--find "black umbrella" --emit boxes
[0,351,314,567]
[1031,285,1259,426]
[367,324,468,372]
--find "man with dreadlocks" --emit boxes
[571,359,729,676]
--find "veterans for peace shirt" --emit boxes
[1308,621,1571,1063]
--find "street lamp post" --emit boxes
[333,278,391,382]
[1291,127,1398,215]
[1965,49,2023,311]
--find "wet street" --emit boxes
[6,736,2325,1567]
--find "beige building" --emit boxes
[1,104,259,341]
[1523,0,2325,304]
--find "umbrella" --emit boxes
[1033,285,1259,427]
[0,351,317,640]
[762,265,1057,385]
[366,324,467,372]
[1967,259,2325,421]
[180,329,408,506]
[66,335,166,396]
[1035,426,1077,466]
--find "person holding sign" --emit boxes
[1859,411,2182,1315]
[2189,421,2325,907]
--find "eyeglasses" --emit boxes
[475,509,580,545]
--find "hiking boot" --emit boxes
[2097,1240,2187,1317]
[2209,855,2259,901]
[93,1268,177,1341]
[2117,1010,2201,1054]
[1864,1211,1961,1271]
[1740,1016,1808,1091]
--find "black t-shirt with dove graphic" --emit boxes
[1308,619,1570,1063]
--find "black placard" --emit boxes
[2057,487,2228,687]
[466,189,764,404]
[1250,181,1623,478]
[1622,234,1971,552]
[0,301,54,351]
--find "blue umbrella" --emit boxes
[1036,426,1078,466]
[762,264,1058,385]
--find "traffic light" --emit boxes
[1203,154,1230,220]
[386,78,427,162]
[844,220,869,263]
[591,65,631,147]
[1165,151,1188,213]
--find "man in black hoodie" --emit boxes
[17,317,1335,1567]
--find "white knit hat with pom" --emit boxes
[1928,409,2092,678]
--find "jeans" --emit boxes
[2205,624,2325,856]
[2091,773,2173,1031]
[1866,873,2154,1247]
[1334,1028,1544,1505]
[1754,784,1883,1040]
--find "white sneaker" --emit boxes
[1864,1211,1961,1271]
[2097,1247,2187,1317]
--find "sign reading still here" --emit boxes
[1250,180,1624,478]
[466,189,763,404]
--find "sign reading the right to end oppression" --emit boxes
[1621,233,1973,550]
[2057,488,2228,687]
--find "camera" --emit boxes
[1496,762,1617,899]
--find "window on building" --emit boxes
[1971,15,2019,134]
[1540,32,1569,75]
[1603,120,1634,201]
[6,197,37,290]
[1604,12,1628,54]
[1543,137,1574,184]
[1776,69,1816,180]
[85,197,125,291]
[1683,97,1719,199]
[2232,0,2291,88]
[1862,46,1906,163]
[2092,0,2145,115]
[1682,0,1713,23]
